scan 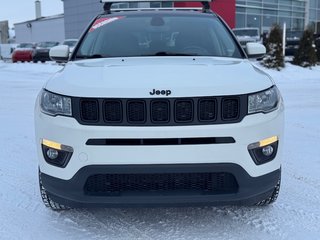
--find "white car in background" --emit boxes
[35,0,284,210]
[233,28,261,49]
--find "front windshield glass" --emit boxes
[38,42,58,48]
[18,43,34,48]
[75,13,243,59]
[233,29,258,37]
[63,41,77,47]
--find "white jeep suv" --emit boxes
[35,0,284,210]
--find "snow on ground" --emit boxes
[0,61,320,240]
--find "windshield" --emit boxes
[233,29,259,37]
[75,13,243,59]
[286,31,303,39]
[63,40,77,47]
[38,42,59,48]
[18,43,34,48]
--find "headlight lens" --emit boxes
[40,90,72,116]
[248,86,280,114]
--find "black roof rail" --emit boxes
[100,0,213,13]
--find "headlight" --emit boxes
[248,86,280,114]
[40,90,72,116]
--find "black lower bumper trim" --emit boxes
[40,164,281,207]
[86,137,235,146]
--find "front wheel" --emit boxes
[255,178,281,206]
[39,170,70,211]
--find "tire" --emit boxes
[255,178,281,206]
[39,170,70,211]
[33,60,38,63]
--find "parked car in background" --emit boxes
[233,28,261,49]
[285,30,303,56]
[61,39,78,53]
[33,41,60,63]
[1,44,18,61]
[12,43,36,63]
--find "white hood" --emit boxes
[45,57,273,98]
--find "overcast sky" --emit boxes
[0,0,63,28]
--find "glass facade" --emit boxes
[309,0,320,33]
[235,0,320,33]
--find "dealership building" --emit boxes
[62,0,320,38]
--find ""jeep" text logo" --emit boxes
[149,89,172,96]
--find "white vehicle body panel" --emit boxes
[46,57,273,98]
[35,98,284,180]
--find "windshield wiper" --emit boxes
[142,52,198,56]
[76,54,104,59]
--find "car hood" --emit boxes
[45,57,274,98]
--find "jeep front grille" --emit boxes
[175,100,193,122]
[73,96,247,126]
[199,98,217,121]
[127,100,146,123]
[222,98,240,120]
[84,172,238,196]
[104,100,122,122]
[151,100,170,123]
[80,99,99,122]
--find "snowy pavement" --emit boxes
[0,61,319,240]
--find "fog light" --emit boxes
[46,148,59,160]
[262,145,274,156]
[248,136,279,165]
[41,139,73,168]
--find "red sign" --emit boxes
[174,0,236,29]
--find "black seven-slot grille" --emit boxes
[73,95,247,126]
[84,172,238,196]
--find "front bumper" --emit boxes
[41,164,281,207]
[35,102,284,180]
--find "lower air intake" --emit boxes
[84,172,238,196]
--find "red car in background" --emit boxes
[12,43,36,63]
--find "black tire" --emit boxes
[39,170,70,211]
[33,60,38,63]
[255,179,281,206]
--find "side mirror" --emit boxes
[49,45,70,62]
[246,42,266,59]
